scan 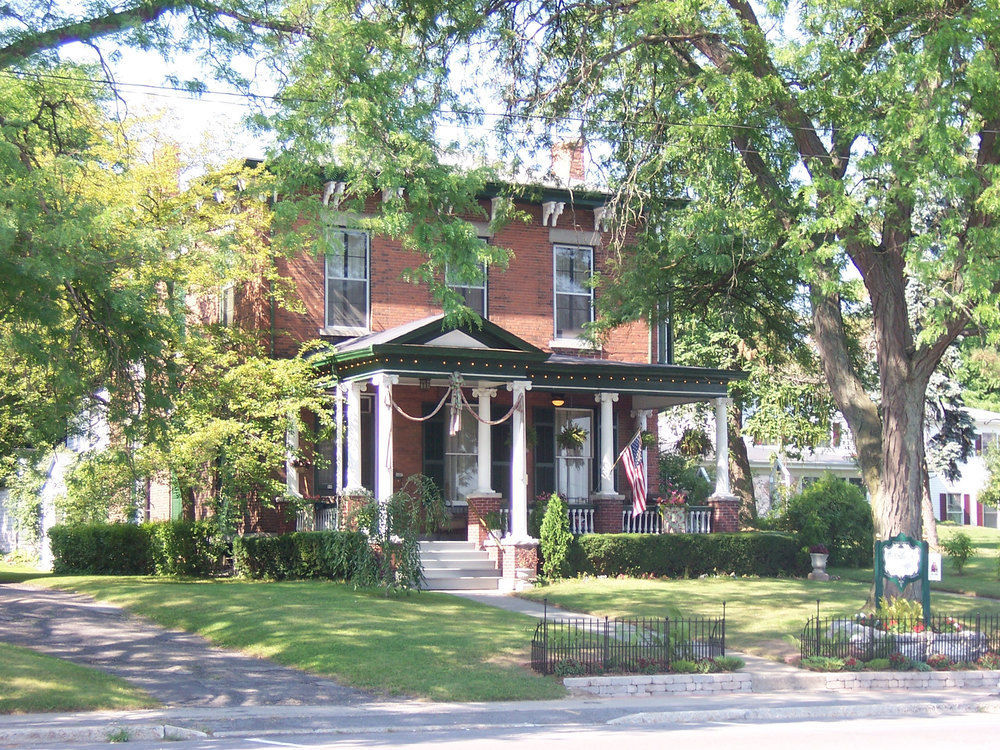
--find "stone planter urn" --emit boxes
[808,550,830,581]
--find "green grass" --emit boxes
[35,577,564,702]
[0,561,51,584]
[520,574,1000,661]
[0,642,157,714]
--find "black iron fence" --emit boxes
[801,613,1000,664]
[530,601,726,675]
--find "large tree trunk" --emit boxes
[728,405,756,527]
[874,372,928,540]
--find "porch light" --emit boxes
[551,393,566,407]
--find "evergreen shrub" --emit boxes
[49,523,153,575]
[146,520,229,577]
[573,531,807,577]
[778,473,874,567]
[232,530,374,581]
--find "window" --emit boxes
[445,413,479,504]
[801,476,820,489]
[325,229,369,330]
[555,408,593,503]
[945,493,963,524]
[219,284,234,326]
[553,244,594,339]
[446,261,487,317]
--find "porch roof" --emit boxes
[316,315,744,406]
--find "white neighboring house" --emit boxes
[0,407,109,568]
[744,407,1000,526]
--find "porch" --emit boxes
[307,315,743,587]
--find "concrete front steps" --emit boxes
[419,541,501,590]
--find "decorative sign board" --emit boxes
[928,551,943,582]
[874,533,930,620]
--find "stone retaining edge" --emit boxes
[564,669,1000,696]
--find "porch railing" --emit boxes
[619,507,712,534]
[568,507,595,535]
[296,500,340,532]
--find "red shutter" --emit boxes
[940,493,947,520]
[978,502,985,526]
[964,494,971,525]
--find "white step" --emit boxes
[421,575,502,591]
[419,541,501,591]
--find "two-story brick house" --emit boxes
[219,173,743,576]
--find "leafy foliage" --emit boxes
[232,531,375,581]
[941,532,975,576]
[574,532,807,578]
[49,523,153,575]
[980,445,1000,510]
[658,452,713,506]
[540,492,573,580]
[59,449,139,526]
[777,474,874,567]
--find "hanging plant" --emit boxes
[676,427,712,457]
[557,424,588,450]
[640,430,657,448]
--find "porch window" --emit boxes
[945,493,963,524]
[553,244,593,339]
[446,261,487,317]
[555,408,593,503]
[325,229,369,331]
[445,413,479,505]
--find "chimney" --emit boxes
[550,139,586,185]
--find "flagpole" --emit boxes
[612,428,644,470]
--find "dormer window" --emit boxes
[325,229,369,332]
[553,244,594,340]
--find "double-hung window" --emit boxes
[553,244,594,339]
[446,261,488,318]
[325,229,369,331]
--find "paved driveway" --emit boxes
[0,583,372,707]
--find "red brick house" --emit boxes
[220,176,743,580]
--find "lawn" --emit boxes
[34,577,564,702]
[0,642,157,714]
[520,574,1000,661]
[0,561,51,584]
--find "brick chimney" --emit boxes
[550,140,586,185]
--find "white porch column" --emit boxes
[335,384,345,494]
[714,397,732,496]
[473,387,497,494]
[506,380,532,541]
[595,392,619,495]
[345,381,367,491]
[372,374,399,509]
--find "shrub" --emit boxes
[866,657,891,671]
[712,656,745,672]
[927,653,954,670]
[49,523,153,575]
[941,532,975,575]
[540,492,573,580]
[146,521,229,577]
[670,659,698,673]
[573,532,807,578]
[232,531,374,581]
[778,473,873,566]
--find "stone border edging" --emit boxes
[564,669,1000,696]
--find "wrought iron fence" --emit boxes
[801,613,1000,664]
[530,601,726,675]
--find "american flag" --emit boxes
[622,431,647,517]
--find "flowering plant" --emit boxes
[809,543,829,555]
[658,489,688,507]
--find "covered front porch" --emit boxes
[312,316,742,585]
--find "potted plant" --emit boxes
[640,430,657,448]
[808,543,830,581]
[557,424,588,452]
[656,487,688,533]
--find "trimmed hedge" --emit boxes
[49,521,229,576]
[50,523,153,575]
[232,531,374,581]
[573,532,809,578]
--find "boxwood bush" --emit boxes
[232,530,375,581]
[777,473,874,567]
[573,532,808,578]
[147,520,230,577]
[49,522,154,575]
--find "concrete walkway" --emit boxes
[0,583,371,707]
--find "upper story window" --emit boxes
[446,262,488,318]
[553,244,594,340]
[325,229,369,331]
[218,284,235,327]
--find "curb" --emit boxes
[0,723,207,746]
[608,698,1000,726]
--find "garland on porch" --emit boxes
[383,373,524,435]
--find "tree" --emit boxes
[453,1,1000,553]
